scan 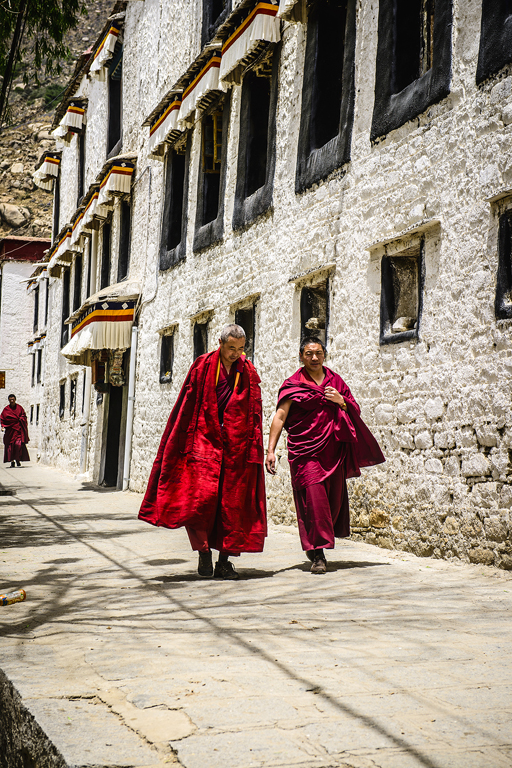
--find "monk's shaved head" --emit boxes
[220,324,246,343]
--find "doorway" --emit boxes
[99,352,129,488]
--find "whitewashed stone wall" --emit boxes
[40,0,512,568]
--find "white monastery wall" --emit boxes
[38,0,512,568]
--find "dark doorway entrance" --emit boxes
[102,384,124,487]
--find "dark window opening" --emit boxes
[202,0,231,44]
[36,404,40,425]
[73,255,83,312]
[31,355,35,388]
[33,285,39,333]
[496,211,512,320]
[44,279,49,326]
[371,0,452,140]
[77,131,86,204]
[82,373,87,413]
[36,349,42,384]
[160,333,175,383]
[300,282,329,345]
[201,109,223,226]
[100,222,111,290]
[296,0,357,192]
[477,1,512,83]
[70,378,76,416]
[30,405,33,424]
[117,200,131,281]
[380,244,423,345]
[245,70,271,197]
[52,175,61,242]
[166,151,186,252]
[107,49,123,156]
[59,382,66,419]
[61,268,70,348]
[234,306,255,361]
[310,0,347,150]
[193,322,208,360]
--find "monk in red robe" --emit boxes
[139,325,267,580]
[266,337,384,574]
[1,394,30,468]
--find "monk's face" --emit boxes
[300,343,325,375]
[8,396,16,406]
[219,336,246,366]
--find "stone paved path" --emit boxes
[1,463,512,768]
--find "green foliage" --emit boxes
[44,81,63,106]
[0,0,87,122]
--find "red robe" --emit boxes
[139,349,267,553]
[1,404,30,463]
[278,367,385,547]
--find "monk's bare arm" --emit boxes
[265,399,292,475]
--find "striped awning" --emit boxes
[82,188,111,231]
[90,26,121,80]
[148,97,182,156]
[32,153,60,191]
[48,228,73,273]
[61,280,140,366]
[178,55,223,128]
[70,210,87,251]
[97,161,135,206]
[220,3,280,84]
[52,100,87,144]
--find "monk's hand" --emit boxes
[325,386,347,410]
[265,450,277,475]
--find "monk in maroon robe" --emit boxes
[266,337,384,574]
[1,394,30,467]
[139,325,267,580]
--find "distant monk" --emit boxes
[139,324,267,580]
[266,337,385,574]
[1,394,30,468]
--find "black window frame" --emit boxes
[36,349,42,385]
[33,285,39,333]
[300,281,330,345]
[100,220,112,290]
[31,353,36,388]
[36,404,40,425]
[233,46,280,230]
[202,0,232,45]
[194,94,231,253]
[296,0,357,194]
[193,321,209,360]
[52,174,61,242]
[73,254,83,312]
[496,210,512,321]
[477,2,512,84]
[70,377,77,416]
[117,199,132,282]
[30,405,34,424]
[59,381,66,419]
[234,305,256,361]
[160,140,191,271]
[107,46,123,158]
[371,0,453,141]
[77,130,86,205]
[44,278,49,326]
[160,332,175,383]
[379,241,425,346]
[61,267,70,349]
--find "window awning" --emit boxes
[89,26,121,80]
[178,55,223,128]
[32,152,61,191]
[148,97,182,156]
[61,279,140,366]
[47,228,73,275]
[97,160,136,206]
[51,100,87,145]
[220,2,280,84]
[82,188,111,231]
[70,210,87,251]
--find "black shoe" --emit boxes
[16,461,21,467]
[10,461,15,468]
[311,553,327,574]
[198,550,213,578]
[214,559,239,580]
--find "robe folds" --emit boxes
[278,367,385,545]
[139,349,267,553]
[1,404,30,463]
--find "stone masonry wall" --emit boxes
[40,0,512,568]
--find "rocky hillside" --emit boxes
[0,0,113,240]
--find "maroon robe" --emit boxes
[278,367,385,550]
[139,349,267,554]
[1,404,30,464]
